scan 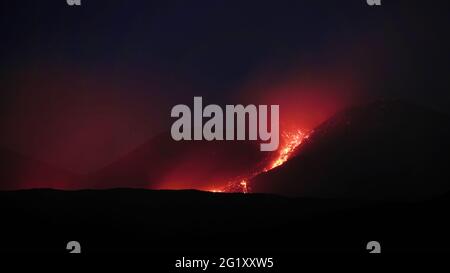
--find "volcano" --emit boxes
[86,132,275,191]
[251,100,450,200]
[86,127,310,192]
[4,100,450,198]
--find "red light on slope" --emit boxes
[265,129,308,171]
[210,129,309,194]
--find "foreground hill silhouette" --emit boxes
[1,188,450,254]
[252,100,450,200]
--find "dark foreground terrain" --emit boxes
[1,189,449,255]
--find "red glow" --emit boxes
[265,129,309,171]
[208,129,309,193]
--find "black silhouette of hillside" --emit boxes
[1,188,450,254]
[252,100,450,200]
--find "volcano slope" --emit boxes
[252,100,450,200]
[85,131,273,191]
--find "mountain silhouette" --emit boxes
[87,132,273,190]
[0,148,78,190]
[251,100,450,200]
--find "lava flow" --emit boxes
[265,129,309,172]
[211,129,309,194]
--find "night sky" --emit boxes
[1,0,449,174]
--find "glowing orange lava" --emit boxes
[240,180,249,194]
[208,129,308,194]
[265,129,308,171]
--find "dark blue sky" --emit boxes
[0,0,394,95]
[1,0,448,101]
